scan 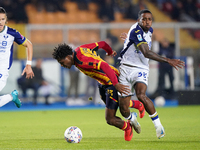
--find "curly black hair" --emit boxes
[52,43,73,61]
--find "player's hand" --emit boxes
[107,51,117,57]
[167,58,185,70]
[21,65,34,79]
[120,32,127,41]
[114,83,131,96]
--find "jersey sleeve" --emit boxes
[96,41,113,55]
[129,29,147,47]
[14,30,26,45]
[100,61,118,86]
[80,41,113,55]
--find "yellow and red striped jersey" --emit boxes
[74,41,119,85]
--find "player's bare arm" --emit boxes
[138,43,185,70]
[21,39,34,79]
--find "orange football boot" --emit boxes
[138,102,145,118]
[124,121,133,141]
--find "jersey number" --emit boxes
[138,72,147,78]
[2,41,7,46]
[0,74,2,78]
[107,89,113,96]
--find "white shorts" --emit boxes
[0,71,9,92]
[118,64,149,97]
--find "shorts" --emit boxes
[98,83,119,110]
[0,70,9,91]
[118,64,149,97]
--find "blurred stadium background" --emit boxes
[1,0,200,107]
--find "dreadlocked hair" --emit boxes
[52,43,73,60]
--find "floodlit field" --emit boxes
[0,105,200,150]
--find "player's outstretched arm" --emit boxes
[138,43,185,70]
[166,58,185,70]
[21,39,34,79]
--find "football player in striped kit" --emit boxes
[118,9,185,139]
[52,41,145,141]
[0,7,34,108]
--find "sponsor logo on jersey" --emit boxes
[0,49,6,52]
[135,30,140,33]
[3,35,8,40]
[137,34,143,41]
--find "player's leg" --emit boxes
[119,96,141,134]
[118,96,131,118]
[118,65,141,134]
[0,73,21,108]
[104,85,127,129]
[104,85,133,141]
[0,79,13,107]
[134,82,165,139]
[105,107,133,141]
[129,100,145,118]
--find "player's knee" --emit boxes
[119,98,130,117]
[105,116,114,126]
[119,107,130,118]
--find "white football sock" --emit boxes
[124,112,132,120]
[149,111,162,128]
[0,94,13,107]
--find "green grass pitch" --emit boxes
[0,105,200,150]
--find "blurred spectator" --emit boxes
[67,38,80,101]
[150,38,175,99]
[97,0,115,22]
[171,0,183,21]
[1,0,30,23]
[17,59,51,105]
[156,0,176,10]
[71,0,90,10]
[84,77,98,102]
[124,0,148,20]
[31,0,66,12]
[114,0,129,14]
[150,0,199,22]
[0,0,15,21]
[161,1,173,15]
[183,0,199,21]
[13,0,29,23]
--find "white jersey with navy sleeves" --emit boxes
[120,22,153,71]
[0,26,26,71]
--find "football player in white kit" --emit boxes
[118,9,185,139]
[0,7,34,108]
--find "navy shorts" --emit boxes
[98,83,119,110]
